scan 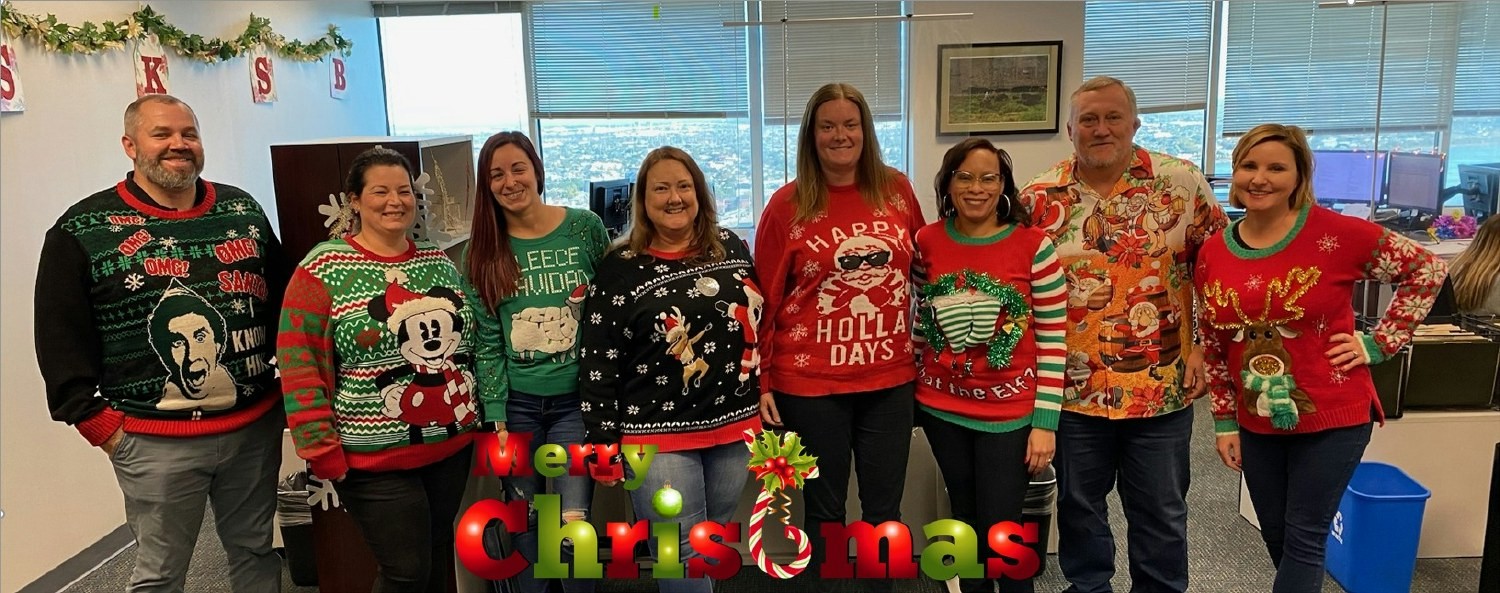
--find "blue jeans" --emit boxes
[625,442,750,593]
[1240,423,1373,593]
[1055,408,1192,593]
[502,391,597,593]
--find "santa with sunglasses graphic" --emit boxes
[817,233,908,317]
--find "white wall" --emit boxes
[910,1,1085,223]
[0,2,387,590]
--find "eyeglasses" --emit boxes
[837,251,891,270]
[952,171,1003,190]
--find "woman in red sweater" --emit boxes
[1195,124,1447,592]
[914,138,1066,593]
[754,83,925,593]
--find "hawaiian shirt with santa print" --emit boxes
[1018,145,1228,419]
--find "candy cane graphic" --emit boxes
[743,429,819,579]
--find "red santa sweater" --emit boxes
[1195,205,1447,436]
[754,175,926,396]
[913,221,1067,432]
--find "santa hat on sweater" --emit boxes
[380,269,457,333]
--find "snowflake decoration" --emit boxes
[727,320,740,332]
[1330,369,1350,385]
[606,349,619,360]
[109,224,123,232]
[725,362,737,373]
[590,312,603,324]
[655,264,669,274]
[226,229,239,238]
[794,353,812,367]
[687,288,702,298]
[1318,234,1340,253]
[802,261,821,278]
[656,375,670,386]
[248,225,261,239]
[789,324,810,340]
[654,287,669,298]
[600,420,616,430]
[627,405,640,415]
[232,202,248,214]
[1245,275,1264,290]
[589,370,603,381]
[811,211,828,224]
[789,225,805,240]
[662,401,676,411]
[719,229,731,240]
[624,328,634,339]
[715,395,726,405]
[160,236,178,249]
[621,249,636,258]
[903,341,913,353]
[650,332,662,343]
[1314,316,1330,336]
[635,364,650,375]
[231,300,246,314]
[612,295,627,306]
[704,342,717,354]
[588,285,598,297]
[581,401,592,412]
[786,304,802,315]
[123,273,145,291]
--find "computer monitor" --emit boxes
[1460,164,1500,221]
[589,179,632,238]
[1385,152,1445,213]
[1312,150,1387,204]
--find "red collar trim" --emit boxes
[114,178,216,219]
[345,236,417,263]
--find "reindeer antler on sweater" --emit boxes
[1200,267,1322,331]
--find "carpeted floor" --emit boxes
[64,405,1480,592]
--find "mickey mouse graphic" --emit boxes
[368,269,477,444]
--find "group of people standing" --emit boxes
[37,74,1447,593]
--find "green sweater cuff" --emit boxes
[1357,331,1387,365]
[1031,407,1061,432]
[1214,417,1239,436]
[483,397,508,423]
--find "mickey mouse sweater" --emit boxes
[579,229,762,452]
[1196,205,1447,436]
[753,175,926,397]
[279,237,493,480]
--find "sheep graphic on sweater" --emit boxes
[509,284,587,360]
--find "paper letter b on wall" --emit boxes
[330,57,347,99]
[134,37,169,97]
[250,47,277,104]
[0,33,25,112]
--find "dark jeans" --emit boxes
[774,382,915,593]
[918,410,1035,593]
[1055,409,1192,593]
[501,391,596,593]
[1240,423,1373,593]
[337,444,473,593]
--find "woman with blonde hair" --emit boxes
[754,83,925,593]
[1448,216,1500,315]
[1195,123,1446,592]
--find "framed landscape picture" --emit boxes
[938,41,1063,135]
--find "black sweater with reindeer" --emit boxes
[578,228,762,453]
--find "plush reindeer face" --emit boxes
[1234,322,1300,378]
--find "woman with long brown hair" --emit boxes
[463,131,608,593]
[1449,216,1500,315]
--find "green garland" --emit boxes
[918,270,1031,369]
[0,3,351,63]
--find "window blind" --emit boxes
[758,2,906,122]
[1083,1,1212,114]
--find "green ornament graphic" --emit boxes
[652,481,684,519]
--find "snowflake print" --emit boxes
[109,224,123,232]
[704,342,717,354]
[811,212,828,224]
[636,364,650,375]
[656,375,670,386]
[581,401,592,412]
[231,300,247,314]
[1314,316,1330,336]
[802,261,821,278]
[904,341,913,353]
[794,353,812,367]
[715,395,726,405]
[232,202,248,214]
[654,265,668,274]
[124,273,145,291]
[687,288,702,298]
[589,370,603,381]
[1317,234,1340,253]
[1245,275,1264,290]
[655,287,669,298]
[789,225,805,240]
[624,328,634,339]
[591,312,603,324]
[650,333,662,343]
[226,229,239,238]
[1330,369,1350,385]
[621,249,636,258]
[607,349,620,359]
[588,285,598,297]
[727,320,740,332]
[628,405,641,415]
[790,324,810,340]
[612,295,627,306]
[248,225,261,239]
[601,420,616,430]
[662,401,676,411]
[786,304,801,315]
[725,362,737,373]
[160,236,178,249]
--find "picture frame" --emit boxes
[937,41,1063,135]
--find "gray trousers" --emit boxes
[110,408,283,593]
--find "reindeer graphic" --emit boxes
[656,307,712,395]
[1200,267,1321,430]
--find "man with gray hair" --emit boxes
[1018,76,1227,592]
[35,94,289,592]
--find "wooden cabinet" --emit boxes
[269,136,475,263]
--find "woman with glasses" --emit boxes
[913,138,1065,593]
[753,83,925,593]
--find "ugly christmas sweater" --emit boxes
[753,174,926,397]
[1195,205,1447,436]
[468,208,609,419]
[279,237,488,480]
[579,228,762,452]
[36,174,288,446]
[913,220,1067,433]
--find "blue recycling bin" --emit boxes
[1325,462,1432,593]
